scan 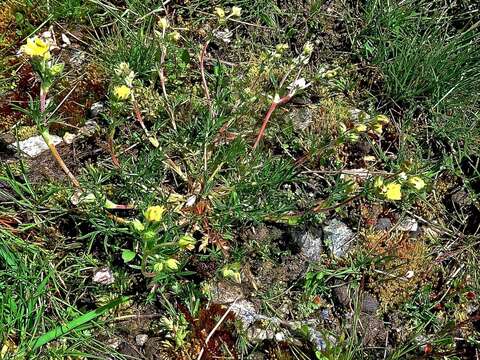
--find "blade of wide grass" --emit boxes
[31,296,129,350]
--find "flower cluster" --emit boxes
[214,6,241,24]
[20,35,64,95]
[156,17,182,42]
[374,174,426,201]
[339,113,391,143]
[126,205,198,276]
[112,62,135,101]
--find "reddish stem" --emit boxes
[40,91,46,113]
[253,95,292,149]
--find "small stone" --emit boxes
[289,107,314,131]
[10,135,62,158]
[323,219,355,258]
[451,189,472,207]
[231,300,258,329]
[397,217,418,232]
[70,50,86,68]
[63,132,76,144]
[90,102,105,118]
[92,267,114,285]
[79,120,99,137]
[293,228,323,262]
[210,280,243,304]
[361,293,379,314]
[105,337,121,350]
[375,218,392,230]
[135,334,148,346]
[61,33,71,46]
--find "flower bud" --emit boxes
[178,234,196,250]
[164,258,179,271]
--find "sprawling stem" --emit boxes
[40,130,80,187]
[39,89,81,188]
[253,95,292,149]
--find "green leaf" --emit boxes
[32,296,128,350]
[121,249,136,263]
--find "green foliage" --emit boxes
[354,0,480,148]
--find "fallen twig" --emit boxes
[197,299,238,360]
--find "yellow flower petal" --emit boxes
[385,182,402,201]
[144,205,166,222]
[372,123,383,134]
[354,123,367,132]
[158,17,169,30]
[113,85,131,100]
[164,258,179,271]
[21,36,51,59]
[231,6,242,17]
[214,7,225,18]
[374,114,390,124]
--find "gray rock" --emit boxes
[90,102,105,118]
[397,217,418,232]
[293,228,323,262]
[135,334,148,346]
[323,219,355,258]
[361,293,379,314]
[9,135,62,158]
[288,107,314,131]
[375,218,392,230]
[451,189,472,207]
[210,280,244,304]
[92,267,114,285]
[231,300,258,328]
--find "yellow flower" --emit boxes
[144,205,166,222]
[323,69,337,79]
[214,7,225,18]
[158,17,169,30]
[113,85,131,100]
[21,37,51,60]
[231,6,242,17]
[354,123,367,132]
[164,258,179,271]
[178,234,196,251]
[407,176,426,190]
[385,182,402,201]
[169,31,181,42]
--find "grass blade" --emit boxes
[31,296,128,350]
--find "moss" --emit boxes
[362,230,435,309]
[15,125,37,140]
